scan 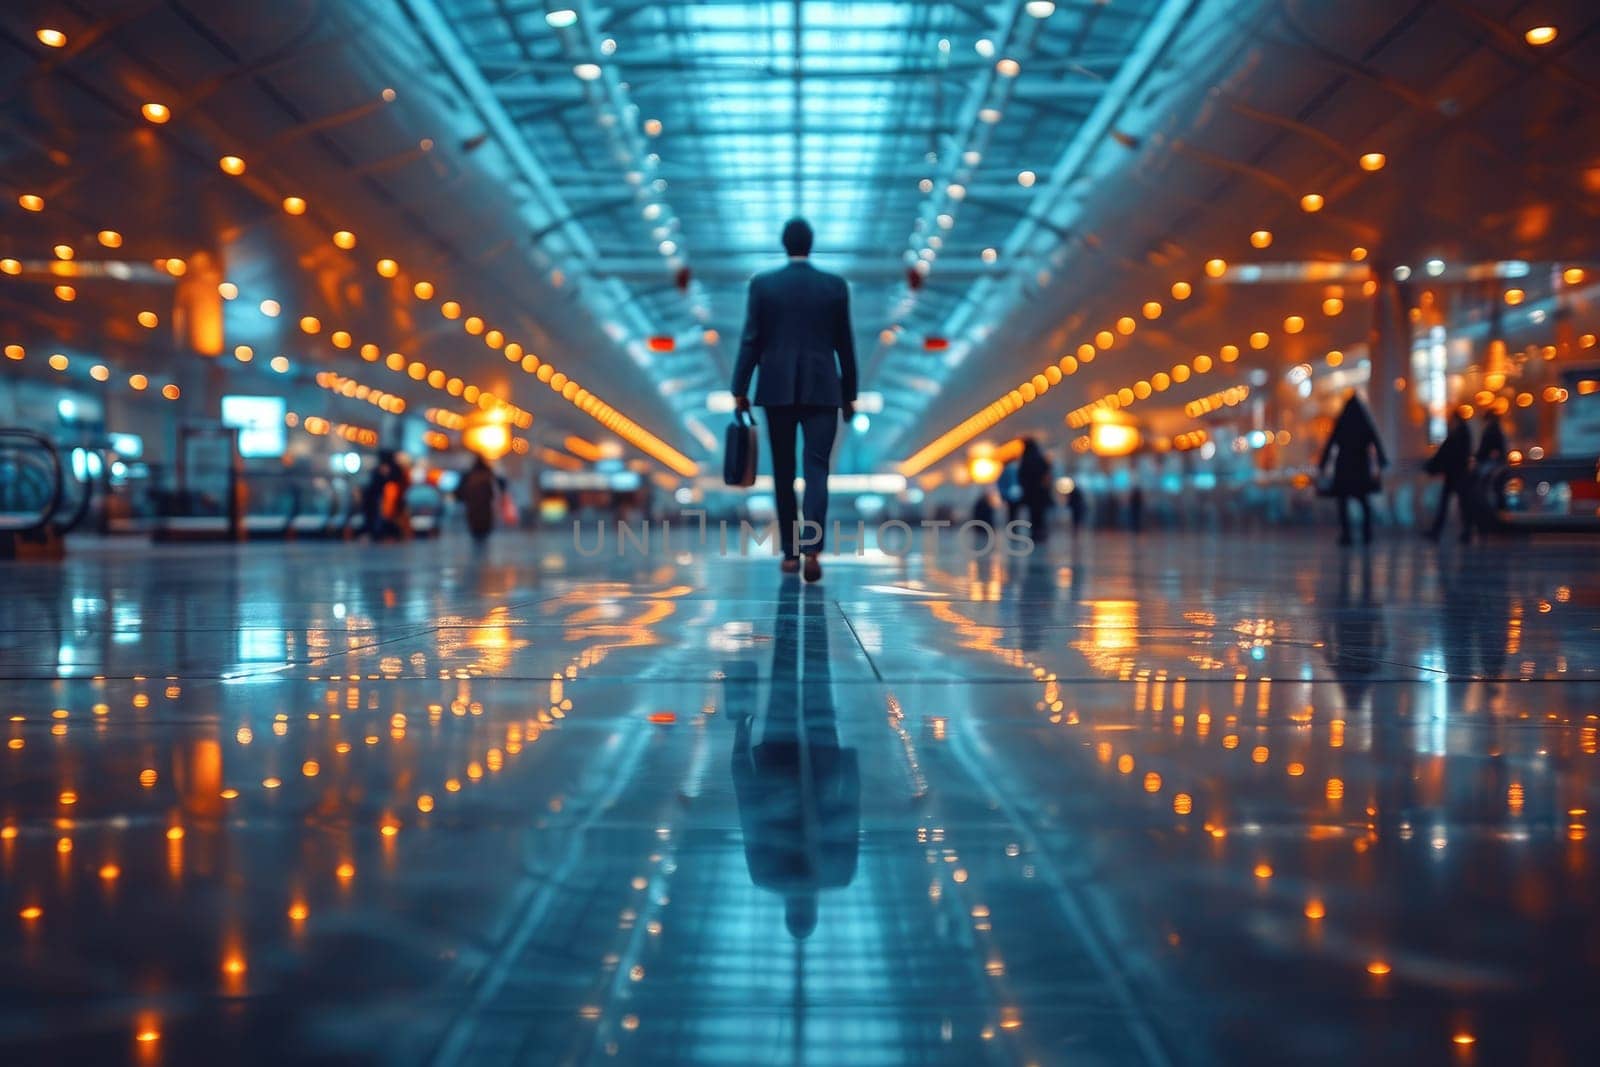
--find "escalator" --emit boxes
[0,429,90,560]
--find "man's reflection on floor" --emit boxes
[723,581,860,941]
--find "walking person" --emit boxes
[1016,437,1054,543]
[731,218,858,582]
[1476,413,1508,466]
[365,449,399,541]
[1468,412,1509,536]
[1424,410,1473,543]
[1317,392,1389,546]
[1066,480,1088,534]
[456,453,498,546]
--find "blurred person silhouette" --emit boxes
[1317,392,1389,545]
[456,453,498,545]
[722,582,860,942]
[998,459,1023,523]
[365,449,399,541]
[731,218,857,583]
[1476,412,1508,466]
[1065,479,1087,534]
[1016,436,1054,544]
[1471,412,1509,535]
[972,487,997,528]
[388,452,415,540]
[1128,485,1145,533]
[969,487,1000,552]
[1424,409,1473,543]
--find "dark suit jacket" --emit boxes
[731,260,857,407]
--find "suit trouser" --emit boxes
[764,404,839,557]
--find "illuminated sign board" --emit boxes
[220,395,287,458]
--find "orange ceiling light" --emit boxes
[564,435,603,462]
[141,102,171,124]
[178,172,698,475]
[18,193,44,212]
[36,28,68,48]
[900,262,1276,474]
[1524,25,1557,46]
[1358,152,1386,171]
[219,155,246,176]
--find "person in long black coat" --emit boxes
[1424,411,1473,543]
[1317,393,1389,545]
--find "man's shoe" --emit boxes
[802,554,822,583]
[780,557,800,575]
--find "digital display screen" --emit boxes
[539,470,642,491]
[220,395,287,458]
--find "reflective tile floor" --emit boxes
[2,530,1599,1065]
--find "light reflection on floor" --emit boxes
[1,530,1597,1064]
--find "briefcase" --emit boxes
[723,409,759,487]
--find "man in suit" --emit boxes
[732,218,858,582]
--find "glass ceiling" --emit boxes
[435,0,1176,465]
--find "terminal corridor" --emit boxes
[5,0,1600,1062]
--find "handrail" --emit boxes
[53,464,95,535]
[0,429,64,534]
